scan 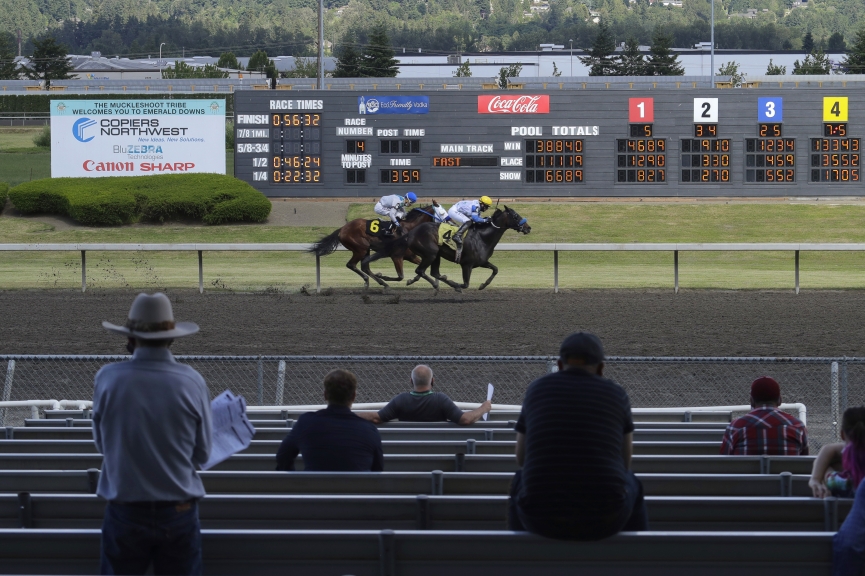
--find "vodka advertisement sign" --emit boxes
[50,99,226,177]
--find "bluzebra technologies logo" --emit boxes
[72,118,97,142]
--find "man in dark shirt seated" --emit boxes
[276,369,384,472]
[359,364,492,425]
[509,332,648,540]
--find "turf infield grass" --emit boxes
[2,203,865,290]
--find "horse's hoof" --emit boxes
[478,283,488,291]
[440,275,447,281]
[453,286,462,293]
[406,278,416,286]
[375,273,383,278]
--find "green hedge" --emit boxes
[9,174,270,226]
[0,94,234,114]
[0,182,8,210]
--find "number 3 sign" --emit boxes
[629,98,654,122]
[758,97,783,122]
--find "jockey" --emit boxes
[447,195,493,247]
[374,192,418,230]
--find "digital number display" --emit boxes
[746,137,796,183]
[346,170,366,184]
[433,157,498,167]
[616,138,666,183]
[272,113,321,127]
[825,123,848,137]
[810,137,861,182]
[759,123,783,137]
[381,169,421,184]
[381,140,421,154]
[346,140,366,153]
[694,124,718,138]
[271,113,322,183]
[630,124,653,137]
[681,138,732,183]
[525,139,584,184]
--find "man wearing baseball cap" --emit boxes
[94,293,212,575]
[720,376,809,455]
[508,331,648,540]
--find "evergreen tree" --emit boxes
[579,21,617,76]
[615,37,646,76]
[497,63,522,89]
[802,31,814,53]
[284,57,318,78]
[765,59,786,75]
[361,25,398,77]
[792,49,831,74]
[21,37,73,88]
[842,28,865,74]
[827,32,846,52]
[551,62,562,77]
[248,50,277,79]
[454,59,472,77]
[334,34,363,78]
[217,51,241,70]
[0,34,18,80]
[646,30,684,76]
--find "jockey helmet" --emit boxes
[406,192,418,204]
[479,195,493,209]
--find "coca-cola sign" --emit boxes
[477,95,550,114]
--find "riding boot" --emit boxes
[453,221,470,263]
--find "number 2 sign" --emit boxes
[693,98,719,122]
[629,98,654,122]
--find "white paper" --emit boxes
[201,390,256,470]
[483,383,494,421]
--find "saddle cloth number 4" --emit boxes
[439,223,459,249]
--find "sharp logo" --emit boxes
[73,118,97,143]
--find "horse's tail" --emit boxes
[308,228,342,257]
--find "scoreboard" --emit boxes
[234,91,865,197]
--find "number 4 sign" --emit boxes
[693,98,719,122]
[823,97,849,122]
[629,98,654,122]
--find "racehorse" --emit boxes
[365,206,531,293]
[308,204,439,289]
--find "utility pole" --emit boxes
[710,0,715,88]
[17,29,21,57]
[317,0,324,89]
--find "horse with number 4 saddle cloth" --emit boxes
[364,206,531,293]
[307,205,439,289]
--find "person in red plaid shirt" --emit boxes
[720,376,809,456]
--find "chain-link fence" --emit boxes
[1,355,861,448]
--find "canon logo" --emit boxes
[477,95,550,114]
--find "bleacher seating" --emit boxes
[0,406,838,574]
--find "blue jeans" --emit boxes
[508,469,648,540]
[100,501,202,575]
[834,481,865,576]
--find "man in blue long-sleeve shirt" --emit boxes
[94,293,212,575]
[276,369,384,472]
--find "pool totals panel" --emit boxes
[233,91,865,197]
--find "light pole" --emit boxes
[710,0,715,88]
[570,39,573,76]
[159,43,165,62]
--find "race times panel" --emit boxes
[745,123,795,183]
[810,124,860,182]
[524,139,584,184]
[271,113,322,184]
[680,124,732,183]
[616,124,666,183]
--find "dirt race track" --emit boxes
[2,288,865,357]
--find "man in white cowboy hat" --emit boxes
[93,292,212,576]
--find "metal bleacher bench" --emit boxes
[0,470,814,497]
[0,493,851,532]
[0,529,834,575]
[0,453,816,474]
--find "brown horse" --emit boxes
[308,204,439,289]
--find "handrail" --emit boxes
[1,242,859,294]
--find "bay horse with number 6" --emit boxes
[308,205,439,289]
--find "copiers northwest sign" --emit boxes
[50,99,226,177]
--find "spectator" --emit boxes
[815,408,865,576]
[720,376,809,456]
[359,365,491,425]
[508,332,647,540]
[94,293,212,576]
[276,369,384,471]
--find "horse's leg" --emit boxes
[374,256,405,282]
[345,252,371,289]
[410,254,440,292]
[433,256,462,292]
[477,261,499,290]
[360,249,389,288]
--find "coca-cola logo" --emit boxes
[477,95,550,114]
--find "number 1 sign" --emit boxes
[629,98,654,123]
